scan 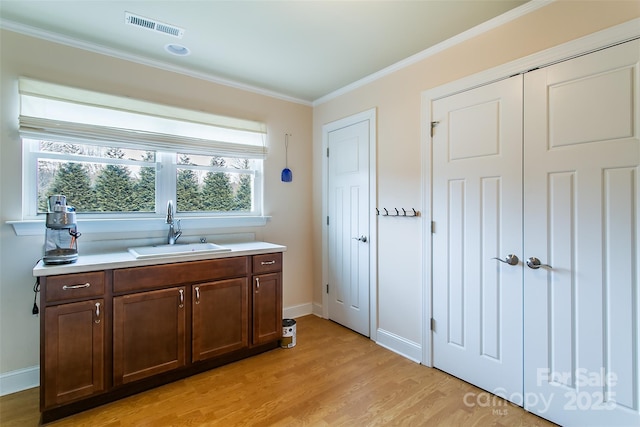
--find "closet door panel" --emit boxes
[432,74,524,402]
[604,167,637,409]
[523,39,640,427]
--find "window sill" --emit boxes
[7,216,270,236]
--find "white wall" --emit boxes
[0,30,314,394]
[312,0,640,360]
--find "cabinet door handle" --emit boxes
[95,302,101,324]
[195,286,200,304]
[255,277,260,292]
[62,283,91,290]
[178,289,184,308]
[261,260,276,265]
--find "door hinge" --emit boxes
[430,121,440,138]
[327,216,329,226]
[431,221,435,233]
[327,147,329,157]
[326,284,329,293]
[430,318,436,331]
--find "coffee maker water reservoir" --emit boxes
[43,195,80,265]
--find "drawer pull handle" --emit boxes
[62,283,91,290]
[255,277,260,291]
[261,260,276,265]
[95,302,101,324]
[179,289,184,308]
[195,287,200,304]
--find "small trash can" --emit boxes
[281,318,296,348]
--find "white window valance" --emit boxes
[18,77,268,158]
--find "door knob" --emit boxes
[352,235,367,243]
[526,257,552,269]
[492,254,519,266]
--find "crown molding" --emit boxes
[0,18,313,107]
[422,16,640,102]
[313,0,554,106]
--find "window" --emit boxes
[175,153,259,213]
[24,140,262,217]
[18,78,267,223]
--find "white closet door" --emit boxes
[432,75,524,401]
[523,39,640,426]
[327,118,371,337]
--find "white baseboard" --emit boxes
[312,302,323,317]
[304,304,422,363]
[375,328,422,363]
[0,366,39,396]
[283,303,314,319]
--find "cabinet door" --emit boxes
[43,299,105,408]
[113,287,186,386]
[252,273,282,345]
[193,278,248,361]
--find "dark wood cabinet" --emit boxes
[38,251,283,423]
[251,252,283,346]
[192,278,249,361]
[112,257,248,294]
[43,298,105,408]
[113,287,187,386]
[40,271,107,411]
[252,272,282,345]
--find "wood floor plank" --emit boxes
[0,315,556,426]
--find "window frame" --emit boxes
[15,138,268,236]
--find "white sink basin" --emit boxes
[128,243,231,259]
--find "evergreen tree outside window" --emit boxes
[134,152,156,212]
[176,154,203,212]
[234,159,253,211]
[202,156,234,212]
[44,161,94,212]
[93,147,136,212]
[176,153,255,214]
[25,139,261,218]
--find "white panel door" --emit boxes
[523,40,640,426]
[328,119,370,336]
[432,75,524,401]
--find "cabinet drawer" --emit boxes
[45,272,106,304]
[252,252,282,274]
[113,256,249,294]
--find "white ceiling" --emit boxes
[0,0,530,103]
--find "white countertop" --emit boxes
[33,241,286,277]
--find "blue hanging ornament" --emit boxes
[281,133,292,182]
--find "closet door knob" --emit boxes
[526,257,552,269]
[492,254,519,266]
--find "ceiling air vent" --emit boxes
[125,12,184,38]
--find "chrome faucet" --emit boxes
[166,200,182,245]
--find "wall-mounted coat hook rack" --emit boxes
[376,208,420,217]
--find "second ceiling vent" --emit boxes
[125,12,184,38]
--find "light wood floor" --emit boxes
[0,315,556,426]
